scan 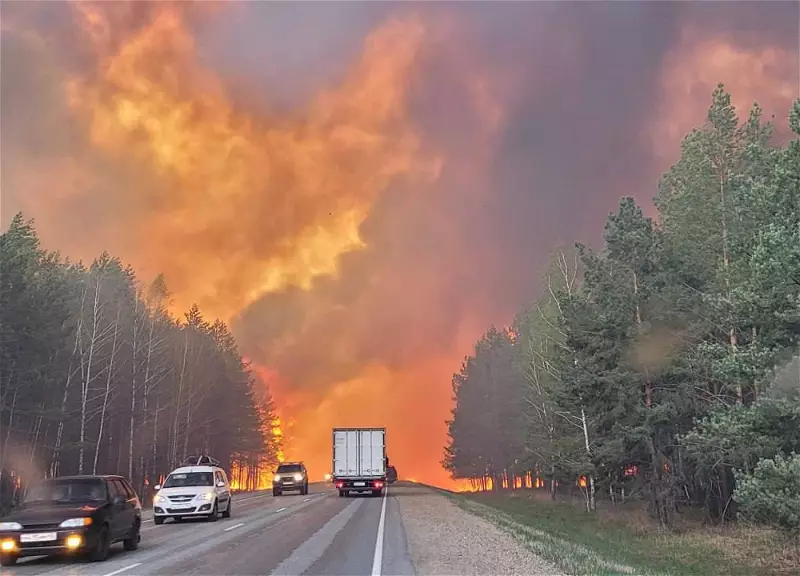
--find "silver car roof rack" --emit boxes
[182,454,221,467]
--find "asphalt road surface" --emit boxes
[0,483,415,576]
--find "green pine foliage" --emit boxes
[444,85,800,533]
[0,216,281,508]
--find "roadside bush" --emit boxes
[734,453,800,536]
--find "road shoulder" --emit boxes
[395,484,561,576]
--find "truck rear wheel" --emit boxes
[338,490,345,497]
[371,489,382,497]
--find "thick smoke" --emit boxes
[2,1,797,486]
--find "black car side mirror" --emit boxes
[112,495,125,508]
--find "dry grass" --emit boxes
[451,489,800,576]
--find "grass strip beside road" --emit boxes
[434,489,794,576]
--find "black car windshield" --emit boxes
[163,472,213,487]
[276,464,302,473]
[24,479,107,504]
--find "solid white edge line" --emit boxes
[224,522,245,532]
[102,562,142,576]
[370,488,388,576]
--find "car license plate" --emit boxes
[21,532,57,543]
[354,482,365,487]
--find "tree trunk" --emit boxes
[171,330,189,467]
[152,393,160,484]
[129,298,139,480]
[719,171,743,404]
[79,276,103,474]
[581,407,596,512]
[93,304,121,474]
[52,285,86,476]
[2,389,18,466]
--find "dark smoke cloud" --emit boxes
[232,0,798,395]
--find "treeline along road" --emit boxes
[0,228,282,511]
[443,87,800,544]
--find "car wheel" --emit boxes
[154,516,164,525]
[303,484,309,495]
[338,490,345,497]
[123,520,140,551]
[222,499,232,518]
[273,488,281,497]
[90,525,111,562]
[208,501,219,521]
[0,554,18,567]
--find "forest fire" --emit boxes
[2,0,796,498]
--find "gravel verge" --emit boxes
[395,483,563,576]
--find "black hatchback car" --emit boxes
[0,475,142,566]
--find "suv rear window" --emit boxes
[276,464,302,473]
[164,472,214,487]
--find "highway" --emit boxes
[0,483,415,576]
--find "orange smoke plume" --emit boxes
[652,26,797,162]
[64,1,438,321]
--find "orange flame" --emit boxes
[64,2,439,321]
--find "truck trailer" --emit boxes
[332,427,387,497]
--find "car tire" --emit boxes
[273,488,281,497]
[154,516,164,525]
[222,500,231,518]
[89,525,111,562]
[0,554,18,567]
[338,490,345,497]
[208,501,219,521]
[123,520,140,551]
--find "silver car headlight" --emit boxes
[154,494,167,504]
[59,518,92,528]
[273,474,281,482]
[195,492,214,501]
[0,522,22,531]
[293,473,303,482]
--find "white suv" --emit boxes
[152,458,232,524]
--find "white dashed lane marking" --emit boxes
[223,522,245,532]
[102,562,142,576]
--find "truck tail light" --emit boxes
[335,481,344,489]
[374,481,384,489]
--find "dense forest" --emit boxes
[0,221,281,511]
[444,86,800,535]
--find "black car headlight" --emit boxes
[0,522,21,531]
[59,518,92,528]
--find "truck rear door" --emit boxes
[359,429,385,477]
[334,429,361,477]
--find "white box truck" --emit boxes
[332,427,387,497]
